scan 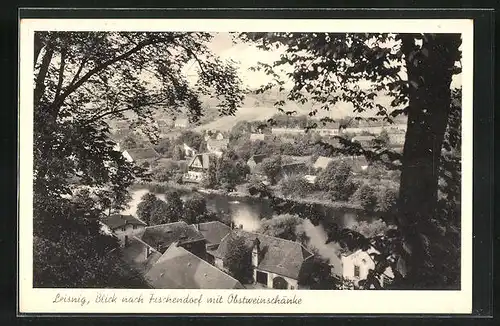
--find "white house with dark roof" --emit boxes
[183,153,216,183]
[100,214,147,247]
[145,243,244,289]
[340,246,395,289]
[206,139,229,157]
[214,229,314,289]
[122,147,160,165]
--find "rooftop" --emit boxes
[313,156,335,170]
[141,221,205,253]
[101,214,146,230]
[192,221,232,247]
[145,244,244,289]
[214,229,314,280]
[120,236,162,274]
[125,147,160,161]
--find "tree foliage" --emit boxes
[315,161,358,201]
[260,155,282,185]
[278,175,314,198]
[223,235,252,283]
[258,214,308,243]
[183,194,209,225]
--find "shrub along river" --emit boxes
[123,187,382,276]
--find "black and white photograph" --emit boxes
[19,17,473,314]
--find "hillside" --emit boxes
[194,90,403,132]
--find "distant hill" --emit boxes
[107,87,406,134]
[194,89,405,132]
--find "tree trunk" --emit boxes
[398,34,461,288]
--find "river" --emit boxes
[122,187,377,276]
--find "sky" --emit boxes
[185,32,462,90]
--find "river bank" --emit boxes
[129,180,363,211]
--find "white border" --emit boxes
[19,18,474,314]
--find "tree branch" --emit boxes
[83,99,165,126]
[53,47,67,105]
[52,38,165,111]
[34,41,55,108]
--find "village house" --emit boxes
[174,118,189,129]
[388,131,406,146]
[140,221,207,258]
[204,130,225,141]
[340,246,394,289]
[144,243,244,289]
[100,214,147,247]
[312,156,335,171]
[183,153,215,183]
[182,143,197,158]
[351,135,376,148]
[249,133,266,141]
[191,221,232,264]
[122,147,160,165]
[119,236,162,274]
[206,138,229,157]
[271,127,305,135]
[214,229,314,289]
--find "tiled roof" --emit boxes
[214,230,314,280]
[125,147,160,161]
[145,244,244,289]
[193,221,232,247]
[101,214,146,230]
[313,156,335,170]
[141,221,205,253]
[120,236,162,274]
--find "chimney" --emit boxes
[252,237,261,267]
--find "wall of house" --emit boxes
[113,224,145,246]
[341,250,375,283]
[184,170,205,182]
[253,268,299,289]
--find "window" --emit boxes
[354,265,360,278]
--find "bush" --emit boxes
[223,235,252,283]
[354,184,377,212]
[349,219,395,238]
[376,187,398,213]
[259,214,309,243]
[278,175,314,198]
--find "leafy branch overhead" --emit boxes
[33,31,245,206]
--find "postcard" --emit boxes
[19,17,473,314]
